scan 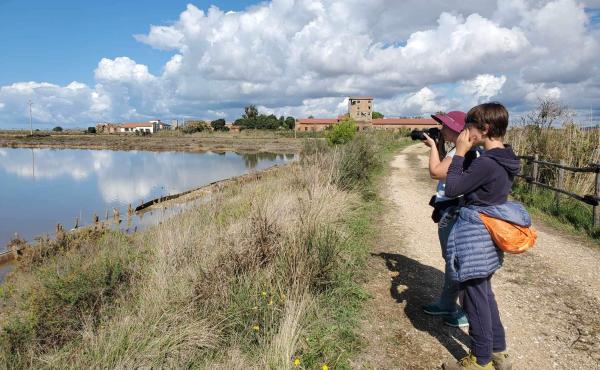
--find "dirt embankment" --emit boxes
[351,143,600,369]
[0,133,303,153]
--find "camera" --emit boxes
[410,127,441,141]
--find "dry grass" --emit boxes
[507,123,600,194]
[0,132,405,369]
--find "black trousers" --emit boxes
[460,274,506,365]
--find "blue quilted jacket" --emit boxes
[445,201,532,282]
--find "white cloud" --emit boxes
[95,57,155,83]
[0,0,599,128]
[459,74,507,104]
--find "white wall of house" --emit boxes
[118,124,157,133]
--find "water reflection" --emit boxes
[0,148,295,248]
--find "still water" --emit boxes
[0,148,295,249]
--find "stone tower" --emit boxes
[348,96,373,122]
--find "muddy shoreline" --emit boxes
[0,133,304,153]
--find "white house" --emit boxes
[119,122,158,134]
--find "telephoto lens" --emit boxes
[410,127,441,141]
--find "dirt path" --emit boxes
[351,144,600,369]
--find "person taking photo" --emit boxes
[421,111,478,328]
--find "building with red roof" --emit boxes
[295,97,438,132]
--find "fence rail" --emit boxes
[516,155,600,228]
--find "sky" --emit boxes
[0,0,599,128]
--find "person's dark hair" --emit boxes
[465,102,508,138]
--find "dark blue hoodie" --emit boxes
[445,145,520,206]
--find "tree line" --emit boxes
[182,105,296,133]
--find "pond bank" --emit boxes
[0,133,304,153]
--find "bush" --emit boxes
[210,119,228,131]
[0,232,140,367]
[86,127,96,134]
[326,119,357,145]
[336,134,380,191]
[52,126,63,132]
[182,120,210,134]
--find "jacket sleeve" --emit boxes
[445,156,493,198]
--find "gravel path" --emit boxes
[351,143,600,369]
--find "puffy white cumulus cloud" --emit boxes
[1,0,599,128]
[458,74,508,107]
[95,57,156,83]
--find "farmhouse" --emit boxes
[295,97,438,131]
[119,122,158,134]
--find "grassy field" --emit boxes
[0,131,410,369]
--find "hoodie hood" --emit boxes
[480,145,520,176]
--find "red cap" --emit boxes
[431,111,466,133]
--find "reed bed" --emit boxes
[506,101,600,237]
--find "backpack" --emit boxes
[479,213,537,254]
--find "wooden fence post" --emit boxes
[555,160,565,208]
[529,154,539,191]
[594,169,600,229]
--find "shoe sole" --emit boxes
[422,308,453,316]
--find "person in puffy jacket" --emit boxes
[441,103,521,370]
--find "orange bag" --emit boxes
[479,213,537,254]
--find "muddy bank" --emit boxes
[0,133,304,153]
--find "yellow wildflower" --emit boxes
[322,365,329,370]
[268,299,273,306]
[293,358,301,366]
[261,291,267,297]
[252,325,260,332]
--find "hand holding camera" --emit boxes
[456,128,474,156]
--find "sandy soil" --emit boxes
[0,133,303,153]
[351,143,600,369]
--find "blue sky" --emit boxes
[0,0,257,86]
[0,0,599,128]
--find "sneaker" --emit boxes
[491,352,512,370]
[442,353,493,370]
[444,313,469,328]
[422,303,454,316]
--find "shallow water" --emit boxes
[0,148,294,248]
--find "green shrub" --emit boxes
[182,120,210,134]
[336,134,379,191]
[0,232,140,367]
[326,119,357,145]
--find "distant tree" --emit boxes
[327,118,357,145]
[210,118,228,131]
[434,111,446,116]
[243,105,259,119]
[308,115,314,119]
[52,126,63,132]
[285,116,295,130]
[372,111,384,119]
[182,120,210,134]
[87,127,96,134]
